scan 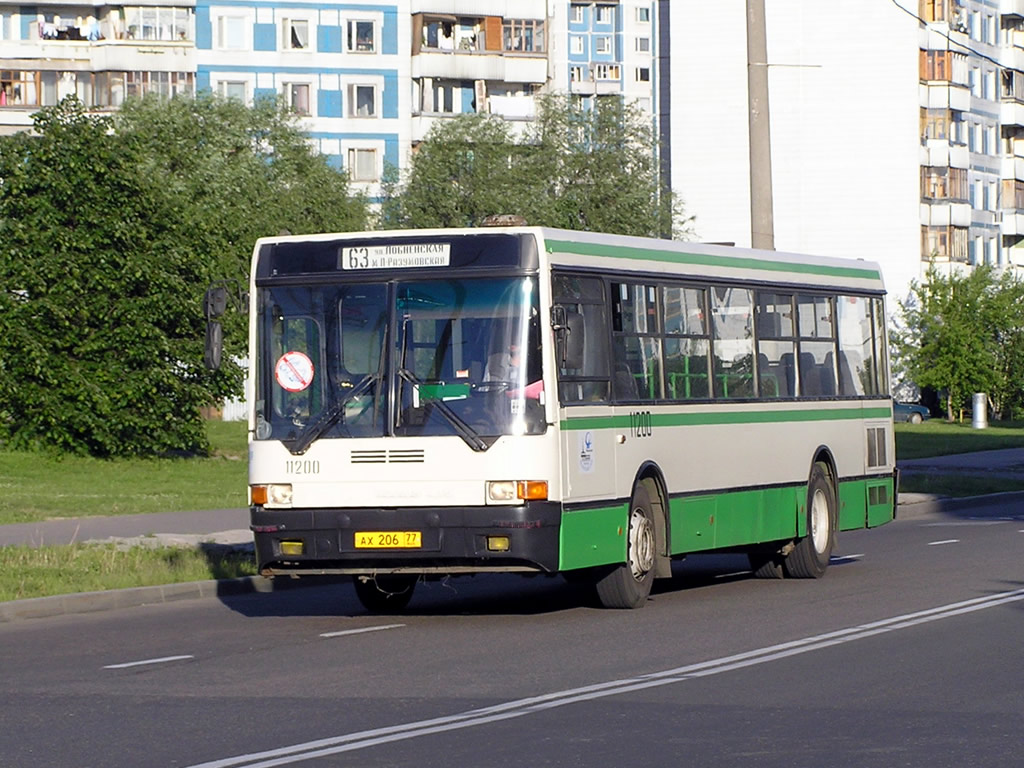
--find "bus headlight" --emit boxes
[251,483,293,507]
[486,481,548,503]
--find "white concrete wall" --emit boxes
[669,1,923,305]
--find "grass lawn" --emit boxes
[0,420,248,526]
[0,543,257,603]
[894,418,1024,459]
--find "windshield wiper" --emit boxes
[396,368,490,452]
[288,374,375,455]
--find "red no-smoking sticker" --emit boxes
[275,351,314,392]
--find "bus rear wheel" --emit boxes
[353,574,417,613]
[784,463,836,579]
[595,480,657,609]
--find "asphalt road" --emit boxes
[1,498,1022,768]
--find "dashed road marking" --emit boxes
[103,655,194,670]
[320,624,404,639]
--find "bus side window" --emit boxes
[552,274,610,403]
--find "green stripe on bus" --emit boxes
[561,406,892,431]
[545,239,882,282]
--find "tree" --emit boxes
[386,94,691,239]
[895,267,1004,420]
[0,95,368,456]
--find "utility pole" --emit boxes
[746,0,775,250]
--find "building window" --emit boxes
[596,5,614,24]
[570,35,583,54]
[920,0,948,23]
[635,67,650,82]
[595,36,611,54]
[220,81,247,101]
[503,19,544,52]
[570,65,586,82]
[216,16,246,49]
[349,84,376,117]
[635,37,650,53]
[283,19,309,50]
[922,225,968,262]
[123,7,193,41]
[637,7,650,22]
[595,64,620,80]
[347,19,375,52]
[921,166,967,200]
[286,83,310,114]
[570,4,584,23]
[920,108,952,141]
[347,148,378,182]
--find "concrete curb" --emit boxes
[0,574,279,624]
[895,490,1024,519]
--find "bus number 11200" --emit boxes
[630,410,652,438]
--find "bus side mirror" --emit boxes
[204,285,228,319]
[204,321,223,370]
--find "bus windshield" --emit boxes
[255,276,544,448]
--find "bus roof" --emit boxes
[252,226,887,294]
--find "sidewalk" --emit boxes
[0,507,251,550]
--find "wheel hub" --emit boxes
[627,507,655,581]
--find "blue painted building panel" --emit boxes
[382,72,398,118]
[19,6,36,40]
[318,89,342,117]
[460,81,474,113]
[253,22,276,51]
[195,6,211,49]
[254,87,277,103]
[381,8,397,55]
[196,71,211,92]
[318,24,342,52]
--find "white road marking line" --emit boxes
[830,553,864,563]
[320,624,404,639]
[103,655,194,670]
[714,571,749,579]
[185,587,1024,768]
[928,539,960,546]
[923,521,1007,527]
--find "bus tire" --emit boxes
[784,463,836,579]
[353,574,417,613]
[595,480,657,608]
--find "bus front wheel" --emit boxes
[784,463,836,579]
[595,480,657,609]
[353,574,417,613]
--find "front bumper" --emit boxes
[251,501,562,576]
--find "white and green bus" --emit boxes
[243,226,895,611]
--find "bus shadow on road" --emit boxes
[213,553,830,618]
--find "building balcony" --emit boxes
[921,201,972,227]
[1000,0,1024,19]
[923,143,970,169]
[1002,99,1024,128]
[999,211,1024,235]
[1002,156,1024,180]
[0,39,195,73]
[411,51,546,84]
[922,82,970,111]
[411,0,547,16]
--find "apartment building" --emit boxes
[0,2,196,134]
[663,0,1024,305]
[194,1,406,193]
[0,1,660,195]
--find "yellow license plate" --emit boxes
[354,531,422,549]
